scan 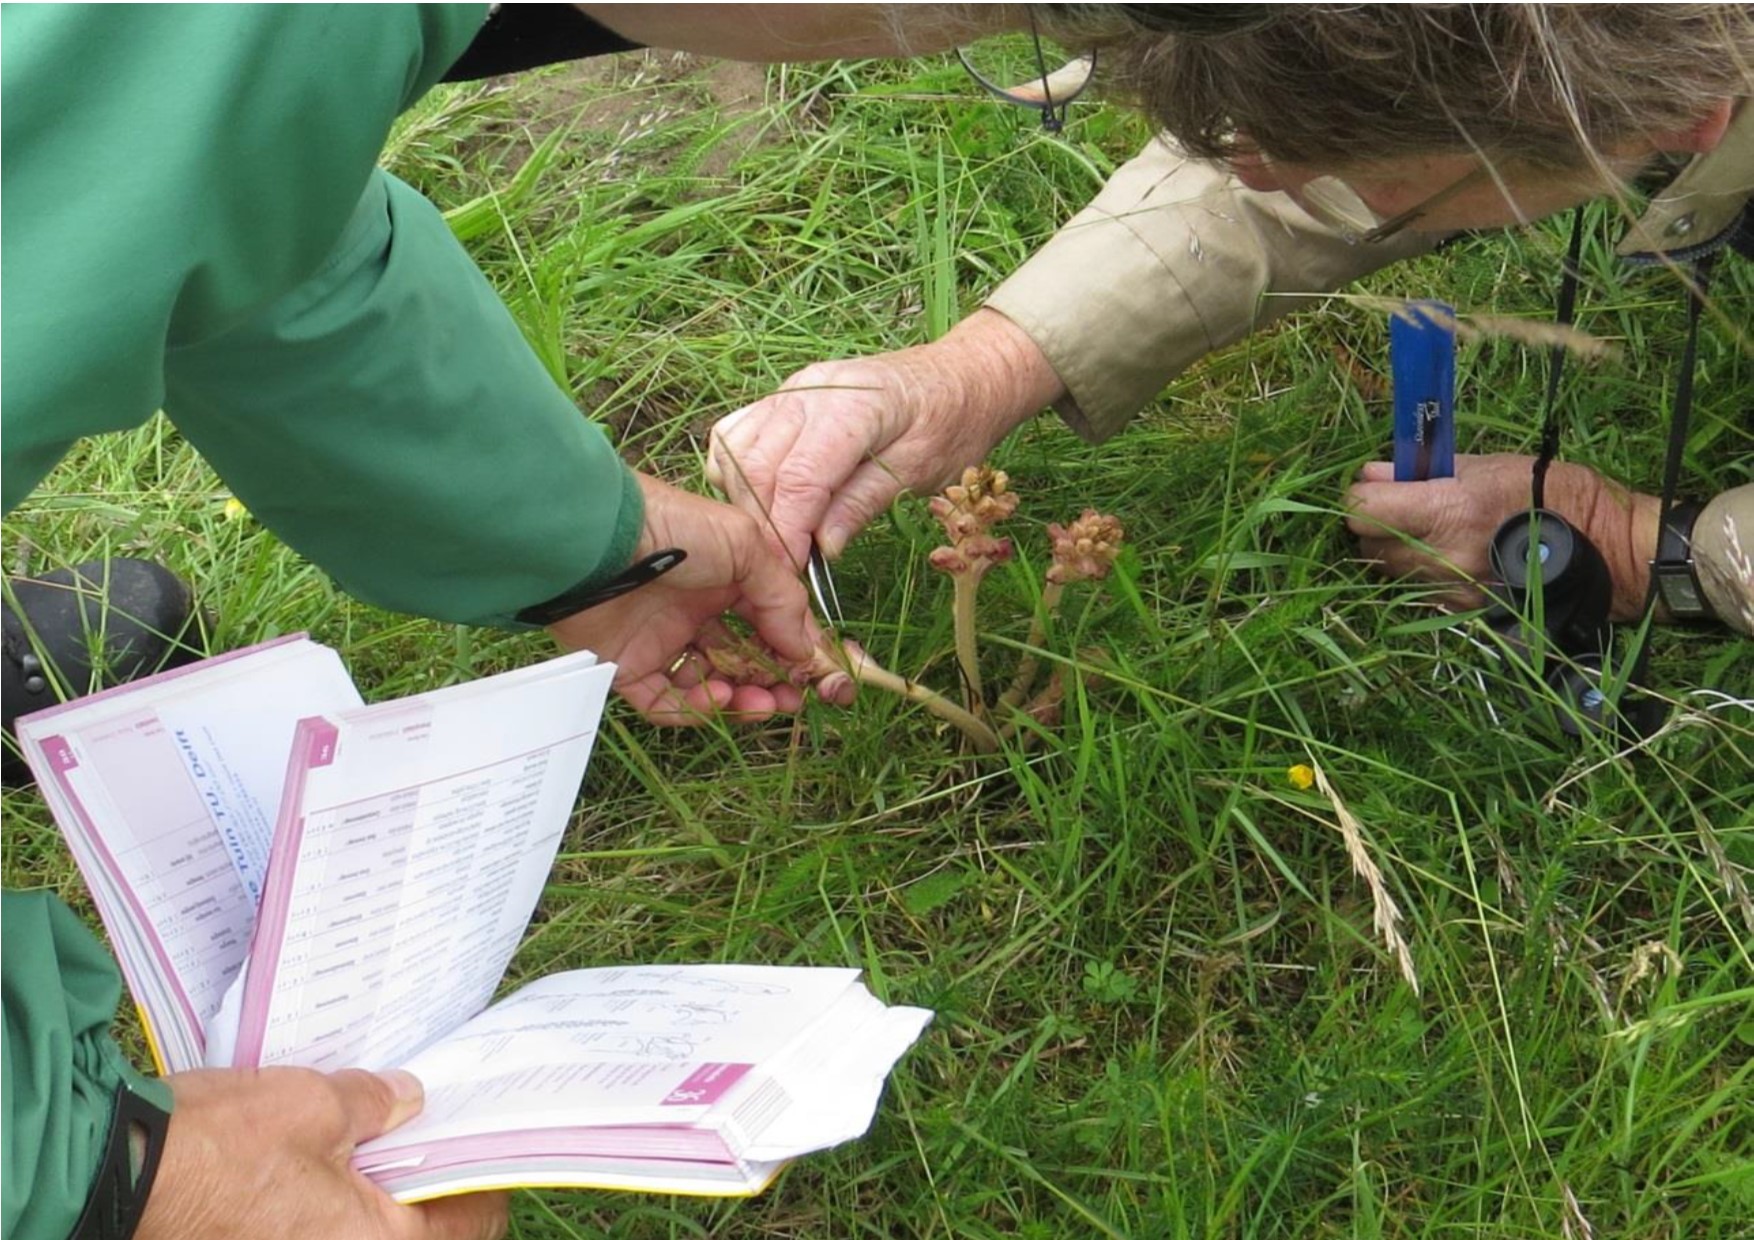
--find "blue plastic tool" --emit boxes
[1390,301,1457,481]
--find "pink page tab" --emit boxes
[39,736,79,774]
[663,1063,753,1106]
[232,714,332,1065]
[303,720,340,769]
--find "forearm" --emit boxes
[577,3,1018,60]
[926,309,1067,442]
[1572,480,1751,633]
[987,138,1438,442]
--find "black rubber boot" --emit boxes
[2,559,209,785]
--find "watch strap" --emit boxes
[70,1082,171,1240]
[1651,500,1710,620]
[513,549,686,627]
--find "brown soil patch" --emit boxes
[493,50,777,181]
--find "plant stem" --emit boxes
[839,648,1000,753]
[952,572,984,712]
[998,581,1063,714]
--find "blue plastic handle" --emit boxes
[1390,301,1456,481]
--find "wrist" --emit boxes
[1613,491,1664,622]
[1648,499,1713,623]
[933,309,1067,439]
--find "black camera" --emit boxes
[1481,509,1663,739]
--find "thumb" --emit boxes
[413,1192,511,1240]
[331,1068,426,1144]
[703,406,752,493]
[733,549,820,667]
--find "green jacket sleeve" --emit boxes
[3,891,172,1240]
[2,3,641,625]
[161,168,645,627]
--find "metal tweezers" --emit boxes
[805,538,846,632]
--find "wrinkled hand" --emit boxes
[707,309,1063,567]
[1345,453,1659,619]
[547,472,853,723]
[139,1067,506,1240]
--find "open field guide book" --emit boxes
[16,635,932,1199]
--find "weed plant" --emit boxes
[5,52,1750,1239]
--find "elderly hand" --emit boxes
[1345,453,1660,620]
[139,1067,507,1240]
[546,472,854,723]
[707,309,1063,568]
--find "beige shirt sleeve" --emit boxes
[1692,484,1754,637]
[985,137,1440,442]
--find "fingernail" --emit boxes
[382,1069,424,1111]
[822,526,848,557]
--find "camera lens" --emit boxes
[1491,509,1578,592]
[1488,509,1612,649]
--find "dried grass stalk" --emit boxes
[1311,764,1420,994]
[1338,294,1622,364]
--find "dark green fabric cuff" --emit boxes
[2,892,169,1240]
[485,463,647,630]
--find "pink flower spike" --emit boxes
[931,465,1019,544]
[1047,510,1125,585]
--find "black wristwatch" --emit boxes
[1650,501,1712,621]
[512,549,686,627]
[71,1082,171,1240]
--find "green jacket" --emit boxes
[3,6,647,1234]
[2,892,174,1239]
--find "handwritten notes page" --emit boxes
[351,965,933,1199]
[16,636,360,1070]
[230,651,614,1072]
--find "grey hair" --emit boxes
[1041,4,1754,171]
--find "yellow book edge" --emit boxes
[396,1168,781,1205]
[137,1004,169,1077]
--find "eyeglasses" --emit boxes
[955,12,1096,135]
[1296,163,1498,245]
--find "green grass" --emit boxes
[6,52,1752,1239]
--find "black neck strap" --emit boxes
[1531,207,1591,511]
[1532,207,1717,729]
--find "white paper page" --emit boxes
[156,689,351,903]
[730,994,934,1160]
[360,965,863,1153]
[233,653,613,1072]
[16,637,359,1071]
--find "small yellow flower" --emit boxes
[222,497,249,522]
[1287,764,1316,791]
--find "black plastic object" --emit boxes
[1484,510,1661,739]
[2,559,208,784]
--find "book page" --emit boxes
[358,966,864,1152]
[16,636,359,1071]
[231,652,613,1072]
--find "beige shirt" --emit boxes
[987,104,1753,634]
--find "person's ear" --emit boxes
[1649,98,1736,155]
